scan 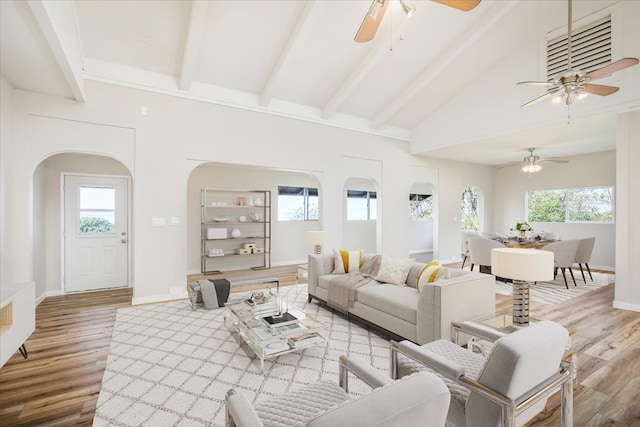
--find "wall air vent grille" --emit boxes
[547,15,611,79]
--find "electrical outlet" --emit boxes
[152,217,166,226]
[170,217,180,226]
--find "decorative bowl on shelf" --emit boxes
[238,216,246,222]
[211,217,230,222]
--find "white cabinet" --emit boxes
[201,189,271,274]
[0,282,35,367]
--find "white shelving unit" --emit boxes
[201,188,271,274]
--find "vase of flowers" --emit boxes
[513,222,533,240]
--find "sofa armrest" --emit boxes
[308,253,335,296]
[416,271,495,344]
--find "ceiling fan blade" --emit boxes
[517,80,556,86]
[538,159,569,164]
[432,0,481,12]
[354,0,390,43]
[520,89,559,108]
[585,57,639,81]
[581,83,620,96]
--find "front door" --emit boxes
[64,175,129,292]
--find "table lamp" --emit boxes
[491,248,554,326]
[305,231,329,254]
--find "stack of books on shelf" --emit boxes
[288,332,323,348]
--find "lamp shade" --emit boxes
[305,231,329,245]
[491,248,554,282]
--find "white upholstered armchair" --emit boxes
[225,354,451,427]
[390,320,573,427]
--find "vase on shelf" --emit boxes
[248,196,254,206]
[231,228,241,238]
[518,230,526,241]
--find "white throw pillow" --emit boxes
[374,255,414,286]
[417,261,449,292]
[333,249,363,274]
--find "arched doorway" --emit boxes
[32,153,132,297]
[342,177,378,253]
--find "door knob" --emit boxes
[121,239,127,244]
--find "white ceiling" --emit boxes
[1,0,639,166]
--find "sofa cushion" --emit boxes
[417,262,450,292]
[333,249,363,273]
[356,283,418,324]
[374,255,414,286]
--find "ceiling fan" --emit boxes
[504,148,569,173]
[518,0,639,108]
[354,0,481,43]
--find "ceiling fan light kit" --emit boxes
[518,0,638,112]
[503,148,569,174]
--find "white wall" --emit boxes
[0,76,15,285]
[4,80,494,304]
[615,111,640,311]
[493,150,616,270]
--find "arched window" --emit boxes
[461,186,479,231]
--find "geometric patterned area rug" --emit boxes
[493,271,614,305]
[93,284,389,427]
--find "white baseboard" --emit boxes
[613,300,640,312]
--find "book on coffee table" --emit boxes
[262,312,298,328]
[288,332,323,348]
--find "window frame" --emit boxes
[277,185,319,222]
[526,186,614,224]
[346,189,377,221]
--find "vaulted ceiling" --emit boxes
[1,0,639,166]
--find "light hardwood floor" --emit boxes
[0,265,638,426]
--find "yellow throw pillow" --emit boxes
[333,249,363,274]
[417,260,447,291]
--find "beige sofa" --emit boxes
[307,253,495,345]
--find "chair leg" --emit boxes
[560,268,569,289]
[569,267,577,287]
[586,263,593,281]
[470,264,474,272]
[461,255,467,270]
[553,267,558,279]
[579,264,587,283]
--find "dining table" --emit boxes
[496,238,559,250]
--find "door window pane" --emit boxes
[79,186,116,233]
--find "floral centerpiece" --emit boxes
[512,222,533,239]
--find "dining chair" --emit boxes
[543,231,561,240]
[542,240,580,289]
[468,238,505,274]
[575,237,596,282]
[460,230,480,269]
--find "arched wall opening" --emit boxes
[186,163,322,274]
[342,177,378,253]
[409,182,436,263]
[32,152,132,300]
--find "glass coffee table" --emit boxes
[224,298,327,370]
